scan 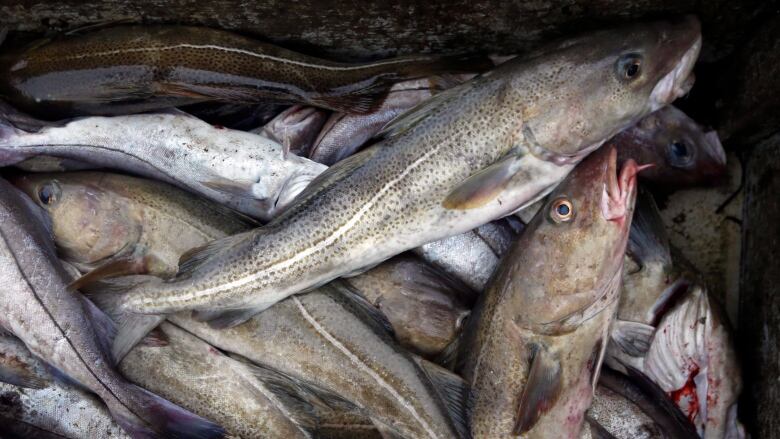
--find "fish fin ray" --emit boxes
[309,80,390,114]
[443,153,524,210]
[627,188,672,266]
[0,354,49,389]
[68,255,149,292]
[610,320,655,357]
[228,352,358,415]
[191,307,263,329]
[177,231,253,278]
[414,356,471,439]
[513,343,562,435]
[77,295,118,364]
[327,280,396,337]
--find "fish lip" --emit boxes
[649,33,702,110]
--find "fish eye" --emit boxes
[550,198,574,223]
[37,182,61,206]
[667,140,693,167]
[615,54,643,81]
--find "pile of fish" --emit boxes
[0,15,744,439]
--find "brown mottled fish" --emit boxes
[106,18,701,328]
[0,25,488,117]
[460,147,641,438]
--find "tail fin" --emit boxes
[111,384,225,439]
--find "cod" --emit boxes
[460,146,640,438]
[107,18,701,327]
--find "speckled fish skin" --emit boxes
[118,321,314,439]
[11,171,252,276]
[413,218,522,292]
[0,332,128,439]
[615,105,726,188]
[343,254,472,358]
[115,18,701,319]
[0,109,328,221]
[168,286,468,439]
[460,147,640,438]
[0,25,487,117]
[307,76,470,165]
[584,367,698,439]
[0,177,224,439]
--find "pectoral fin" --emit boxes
[67,254,149,292]
[513,343,562,435]
[191,307,264,329]
[443,154,524,210]
[610,320,655,357]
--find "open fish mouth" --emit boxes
[650,35,702,110]
[601,148,649,222]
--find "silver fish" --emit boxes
[460,147,641,438]
[0,177,224,438]
[413,218,522,292]
[110,18,701,326]
[0,108,327,221]
[0,331,128,438]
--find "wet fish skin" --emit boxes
[615,106,726,188]
[168,286,469,439]
[0,177,225,438]
[0,25,487,117]
[585,367,698,439]
[0,108,328,221]
[11,171,252,276]
[413,217,522,293]
[115,18,701,320]
[118,321,314,439]
[460,147,640,438]
[307,76,470,165]
[0,332,129,438]
[343,254,472,357]
[256,105,330,157]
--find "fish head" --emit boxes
[512,16,701,162]
[514,146,642,330]
[10,172,141,267]
[621,106,727,187]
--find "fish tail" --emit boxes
[108,384,225,439]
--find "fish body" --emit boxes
[615,106,726,187]
[0,178,224,438]
[343,254,472,357]
[0,331,128,438]
[168,286,468,439]
[307,76,470,165]
[114,18,701,322]
[12,171,252,277]
[460,147,640,438]
[118,321,314,439]
[413,218,521,292]
[0,25,486,117]
[0,109,327,220]
[256,105,330,157]
[606,190,744,438]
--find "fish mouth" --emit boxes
[601,147,649,222]
[649,34,702,110]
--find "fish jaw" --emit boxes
[649,33,702,110]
